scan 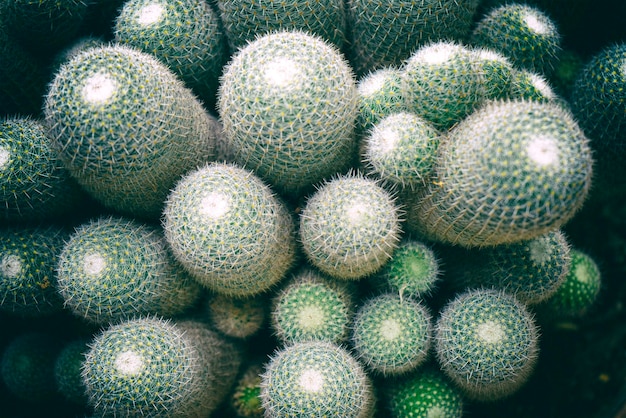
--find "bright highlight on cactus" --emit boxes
[356,67,408,135]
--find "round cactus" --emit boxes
[299,172,402,280]
[217,0,346,51]
[114,0,228,108]
[206,293,267,339]
[407,99,593,248]
[0,225,67,317]
[356,67,408,136]
[434,289,539,401]
[470,3,561,75]
[0,116,84,222]
[217,30,359,194]
[54,339,89,405]
[270,268,355,345]
[352,293,432,376]
[509,69,559,102]
[163,162,297,297]
[260,340,376,417]
[57,216,202,324]
[346,0,480,76]
[385,365,464,418]
[230,362,265,418]
[361,111,441,190]
[44,44,220,219]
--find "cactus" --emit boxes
[434,289,539,401]
[57,216,202,324]
[470,3,561,75]
[44,44,220,219]
[361,111,441,190]
[206,292,267,339]
[114,0,228,109]
[230,362,265,418]
[260,340,376,417]
[299,172,402,280]
[509,69,558,102]
[270,268,355,345]
[346,0,480,76]
[54,339,89,405]
[217,30,359,194]
[385,365,464,418]
[163,162,297,297]
[356,67,408,136]
[407,99,593,248]
[0,116,85,222]
[217,0,346,51]
[0,225,67,317]
[352,292,432,376]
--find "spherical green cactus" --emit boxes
[217,0,346,51]
[0,225,67,317]
[346,0,480,76]
[407,99,593,248]
[299,172,402,280]
[361,111,441,190]
[385,365,464,418]
[54,339,89,405]
[114,0,228,108]
[470,3,561,75]
[57,216,202,324]
[374,238,440,299]
[508,68,558,102]
[217,30,359,194]
[352,293,432,376]
[206,292,267,339]
[469,47,516,101]
[434,289,539,401]
[260,340,376,417]
[230,362,264,418]
[356,67,408,136]
[0,116,84,222]
[163,162,297,297]
[44,44,220,219]
[1,332,61,402]
[270,268,355,345]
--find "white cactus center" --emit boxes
[263,57,302,87]
[1,255,22,278]
[380,319,402,341]
[528,73,555,99]
[476,320,505,344]
[417,42,460,65]
[574,262,592,284]
[346,201,369,225]
[373,126,400,155]
[115,350,144,375]
[0,146,10,170]
[529,236,551,265]
[359,71,389,97]
[426,406,447,418]
[523,11,550,35]
[136,3,165,26]
[83,253,107,276]
[527,136,559,166]
[199,192,230,219]
[298,368,324,393]
[82,72,117,104]
[297,305,325,331]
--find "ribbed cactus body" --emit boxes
[57,216,202,324]
[206,293,267,339]
[217,30,358,194]
[408,99,593,247]
[435,289,539,401]
[217,0,346,51]
[346,0,480,76]
[54,339,89,405]
[231,363,264,418]
[260,340,376,417]
[509,69,558,102]
[114,0,228,108]
[352,293,432,376]
[163,162,296,296]
[299,173,402,280]
[356,67,408,135]
[44,44,220,219]
[0,225,66,317]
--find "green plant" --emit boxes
[206,292,267,339]
[54,339,89,405]
[230,362,264,418]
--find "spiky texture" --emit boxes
[385,365,464,418]
[260,340,376,417]
[217,0,346,51]
[206,293,267,339]
[374,238,440,299]
[217,30,358,194]
[54,339,89,405]
[470,3,561,75]
[114,0,228,108]
[356,67,408,136]
[83,317,241,418]
[361,111,441,190]
[299,173,402,280]
[346,0,480,76]
[0,116,84,222]
[1,332,61,402]
[0,225,66,317]
[508,69,558,102]
[49,36,106,75]
[352,293,432,376]
[44,44,220,219]
[230,362,264,418]
[270,268,355,345]
[407,99,593,248]
[434,289,539,401]
[57,216,202,324]
[163,162,297,297]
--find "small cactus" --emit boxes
[206,292,267,339]
[230,362,265,418]
[54,339,89,405]
[356,67,408,136]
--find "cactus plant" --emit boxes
[163,162,297,297]
[217,30,359,194]
[509,68,559,102]
[230,362,265,418]
[356,67,408,136]
[206,292,267,339]
[54,339,89,405]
